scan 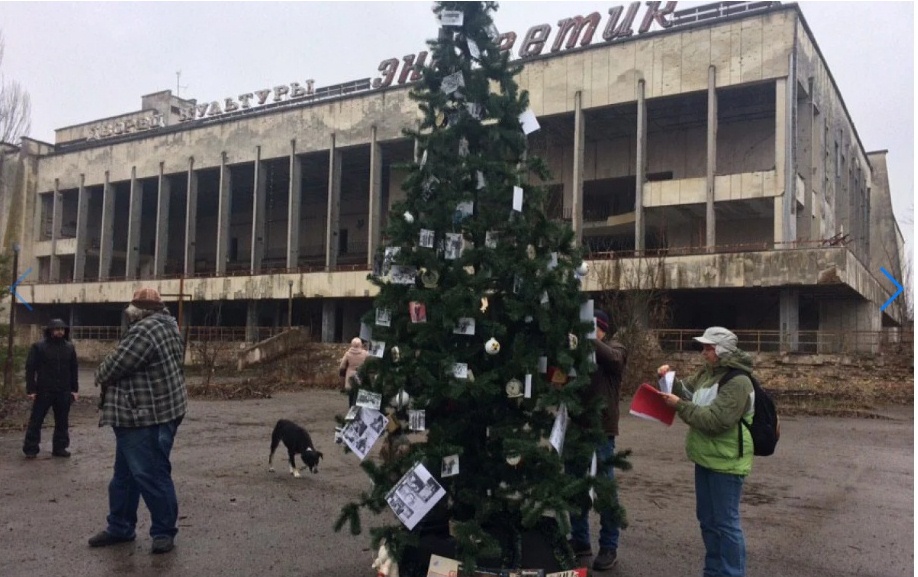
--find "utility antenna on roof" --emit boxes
[175,71,188,97]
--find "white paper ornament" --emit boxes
[485,337,501,355]
[576,262,589,276]
[568,333,579,350]
[403,211,414,224]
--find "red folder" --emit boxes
[629,383,676,426]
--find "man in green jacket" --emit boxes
[657,326,754,577]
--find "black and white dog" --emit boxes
[268,419,323,478]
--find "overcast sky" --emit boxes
[2,1,913,251]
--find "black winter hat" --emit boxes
[46,318,68,330]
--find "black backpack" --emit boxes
[722,369,780,457]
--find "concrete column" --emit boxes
[215,152,232,276]
[49,179,61,281]
[326,134,342,270]
[73,174,88,281]
[572,91,585,245]
[184,158,198,277]
[779,289,799,352]
[367,127,383,266]
[126,166,141,279]
[251,146,267,274]
[321,299,336,343]
[635,80,647,252]
[705,66,717,251]
[246,300,259,343]
[782,52,798,245]
[286,140,302,271]
[99,171,115,280]
[154,162,171,278]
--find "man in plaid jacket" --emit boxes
[87,287,188,555]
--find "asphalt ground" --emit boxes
[0,383,912,577]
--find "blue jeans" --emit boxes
[569,436,620,551]
[695,464,745,577]
[106,418,182,539]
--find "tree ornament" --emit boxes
[484,337,500,355]
[480,296,489,312]
[390,346,401,363]
[390,390,411,409]
[505,453,521,466]
[421,268,440,288]
[403,211,415,224]
[576,261,589,276]
[505,378,523,398]
[568,333,579,350]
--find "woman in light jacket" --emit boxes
[339,337,368,407]
[657,326,755,577]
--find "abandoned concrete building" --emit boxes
[0,1,908,353]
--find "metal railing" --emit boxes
[63,326,914,356]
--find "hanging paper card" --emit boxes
[476,171,486,189]
[453,317,475,335]
[386,462,447,530]
[368,340,386,359]
[547,252,558,270]
[549,403,569,455]
[375,308,392,327]
[454,201,474,223]
[466,37,481,60]
[538,356,548,373]
[518,108,541,134]
[440,455,459,478]
[419,229,436,248]
[524,374,532,398]
[444,233,463,260]
[439,10,463,26]
[588,451,598,504]
[409,301,427,323]
[342,406,389,461]
[485,231,499,249]
[356,389,383,410]
[512,186,524,211]
[451,363,469,379]
[409,410,426,431]
[359,322,373,342]
[441,71,465,94]
[390,265,418,285]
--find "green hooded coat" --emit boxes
[673,349,755,476]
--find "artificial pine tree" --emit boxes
[335,3,628,574]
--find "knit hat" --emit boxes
[594,310,610,333]
[46,318,68,330]
[694,326,738,358]
[131,287,164,310]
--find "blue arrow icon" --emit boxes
[10,267,32,311]
[880,267,903,312]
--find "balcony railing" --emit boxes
[64,326,913,355]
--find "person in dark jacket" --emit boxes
[568,309,628,571]
[22,318,79,458]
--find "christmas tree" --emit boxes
[335,3,627,574]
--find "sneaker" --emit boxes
[568,539,592,557]
[88,531,135,548]
[593,548,618,571]
[52,449,71,458]
[151,536,175,554]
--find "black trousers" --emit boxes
[23,391,72,454]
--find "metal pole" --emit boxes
[287,280,293,329]
[4,244,20,392]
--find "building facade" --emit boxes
[0,2,907,351]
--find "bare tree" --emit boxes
[0,31,32,143]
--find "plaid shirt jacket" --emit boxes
[97,312,188,428]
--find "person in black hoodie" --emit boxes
[22,318,79,458]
